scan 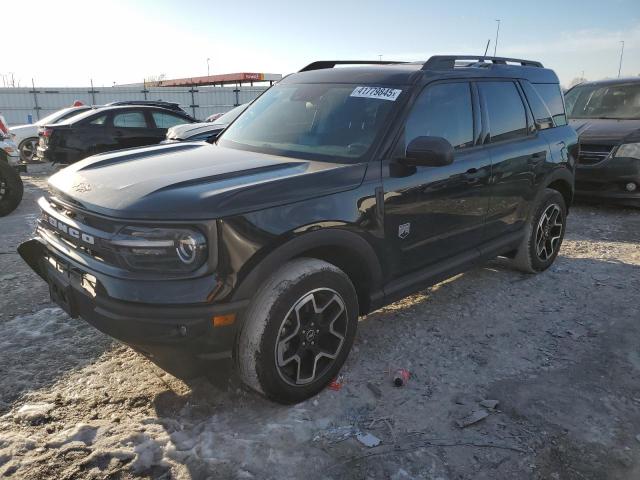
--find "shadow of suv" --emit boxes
[19,55,577,403]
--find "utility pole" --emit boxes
[494,19,501,57]
[207,58,211,77]
[484,39,491,57]
[378,54,382,61]
[618,41,625,78]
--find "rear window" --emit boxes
[533,83,567,126]
[113,111,147,128]
[480,82,528,143]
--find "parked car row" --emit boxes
[0,100,248,216]
[7,100,249,167]
[35,105,196,164]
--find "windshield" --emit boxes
[565,83,640,120]
[218,83,403,162]
[36,107,90,125]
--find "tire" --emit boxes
[0,160,24,217]
[19,137,38,163]
[511,188,566,273]
[236,258,358,404]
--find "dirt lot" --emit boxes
[0,170,639,480]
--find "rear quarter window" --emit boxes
[533,83,567,126]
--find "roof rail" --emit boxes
[422,55,543,70]
[299,60,407,72]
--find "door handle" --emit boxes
[465,168,478,174]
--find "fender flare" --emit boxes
[543,167,574,192]
[533,167,574,215]
[231,228,383,305]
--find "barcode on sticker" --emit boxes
[350,86,402,101]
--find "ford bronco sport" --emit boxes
[19,56,577,403]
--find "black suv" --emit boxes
[36,105,195,164]
[565,77,640,206]
[19,56,577,403]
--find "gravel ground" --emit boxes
[0,170,639,479]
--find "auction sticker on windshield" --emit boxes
[350,86,402,101]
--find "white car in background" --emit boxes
[9,106,92,162]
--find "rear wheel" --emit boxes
[511,188,566,273]
[236,258,358,404]
[19,137,38,163]
[0,160,24,217]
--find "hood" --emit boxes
[166,122,225,140]
[48,142,367,220]
[569,118,640,144]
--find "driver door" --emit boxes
[382,81,492,278]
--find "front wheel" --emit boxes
[236,258,358,404]
[19,137,38,163]
[0,160,24,217]
[511,188,566,273]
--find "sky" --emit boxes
[2,0,639,88]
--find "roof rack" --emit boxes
[299,60,408,72]
[422,55,543,70]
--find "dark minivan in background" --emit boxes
[565,77,640,206]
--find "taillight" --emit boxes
[40,128,53,137]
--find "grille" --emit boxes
[37,197,120,266]
[578,144,614,166]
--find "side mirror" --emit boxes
[403,136,454,167]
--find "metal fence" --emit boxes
[0,85,269,125]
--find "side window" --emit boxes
[113,111,147,128]
[480,82,528,142]
[152,111,189,129]
[533,83,567,126]
[88,115,107,126]
[521,81,554,130]
[405,82,474,150]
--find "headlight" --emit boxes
[615,142,640,160]
[112,226,207,273]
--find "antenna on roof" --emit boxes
[483,39,491,56]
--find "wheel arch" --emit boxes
[18,136,38,147]
[232,228,383,315]
[542,168,574,213]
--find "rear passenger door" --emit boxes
[478,81,549,241]
[111,110,157,149]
